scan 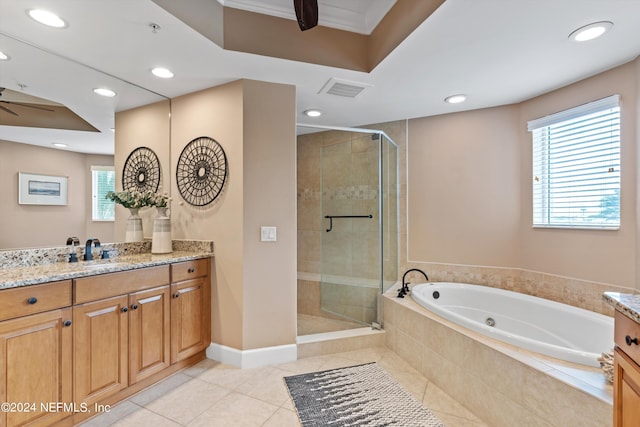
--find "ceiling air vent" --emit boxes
[318,78,372,98]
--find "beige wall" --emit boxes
[0,140,114,249]
[241,80,297,349]
[406,59,639,289]
[167,80,297,351]
[114,99,171,240]
[408,105,522,267]
[519,61,637,287]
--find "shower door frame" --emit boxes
[297,123,399,328]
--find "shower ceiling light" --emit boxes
[27,9,67,28]
[0,51,9,60]
[569,21,613,42]
[304,109,322,117]
[445,94,466,104]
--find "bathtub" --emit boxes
[410,282,614,367]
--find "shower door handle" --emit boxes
[324,215,373,232]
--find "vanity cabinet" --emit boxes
[613,310,640,427]
[170,259,211,363]
[0,280,72,427]
[73,266,170,405]
[73,295,129,406]
[0,257,211,427]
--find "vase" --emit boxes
[151,207,172,254]
[125,208,144,242]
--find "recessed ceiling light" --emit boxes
[0,51,9,61]
[444,94,466,104]
[27,9,67,28]
[304,109,322,117]
[93,88,116,97]
[52,142,67,148]
[151,67,174,79]
[569,21,613,42]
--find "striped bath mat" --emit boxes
[284,362,445,426]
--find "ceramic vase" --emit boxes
[125,208,144,242]
[151,206,172,254]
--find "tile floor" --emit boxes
[79,347,488,427]
[296,313,365,335]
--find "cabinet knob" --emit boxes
[121,306,129,313]
[625,335,639,346]
[188,267,195,273]
[131,304,138,310]
[174,292,180,299]
[27,297,38,305]
[63,320,72,327]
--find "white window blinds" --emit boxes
[92,165,115,221]
[528,94,620,229]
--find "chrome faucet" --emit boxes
[398,268,429,298]
[84,238,101,261]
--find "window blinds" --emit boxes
[92,166,115,221]
[528,94,620,229]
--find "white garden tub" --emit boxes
[411,282,614,367]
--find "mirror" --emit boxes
[0,32,170,250]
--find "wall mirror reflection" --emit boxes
[0,32,169,250]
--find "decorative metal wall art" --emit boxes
[122,146,161,192]
[176,136,228,206]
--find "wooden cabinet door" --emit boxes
[129,286,170,384]
[171,277,210,363]
[614,348,640,427]
[73,295,128,406]
[0,308,72,427]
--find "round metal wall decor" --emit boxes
[176,136,228,206]
[122,146,161,193]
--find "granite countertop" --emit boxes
[0,240,214,290]
[604,292,640,324]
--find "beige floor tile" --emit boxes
[110,407,180,427]
[262,407,301,427]
[423,382,484,423]
[186,392,279,427]
[191,362,256,389]
[78,401,141,427]
[79,342,488,427]
[232,366,292,407]
[129,373,192,407]
[385,366,428,402]
[432,411,490,427]
[139,377,231,424]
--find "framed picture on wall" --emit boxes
[18,172,68,205]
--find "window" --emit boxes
[92,165,115,221]
[528,95,620,229]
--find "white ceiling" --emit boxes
[1,0,640,155]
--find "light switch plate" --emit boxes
[260,226,277,242]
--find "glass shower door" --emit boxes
[320,134,380,326]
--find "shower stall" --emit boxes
[297,126,398,336]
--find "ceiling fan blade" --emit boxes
[294,0,318,31]
[0,100,55,112]
[0,104,18,116]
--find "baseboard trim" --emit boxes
[206,342,297,368]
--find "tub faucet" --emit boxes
[84,238,101,261]
[398,268,429,298]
